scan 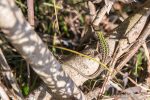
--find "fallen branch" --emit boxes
[0,0,85,99]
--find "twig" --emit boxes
[92,0,115,27]
[27,62,30,89]
[87,1,96,22]
[27,0,34,28]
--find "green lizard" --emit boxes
[69,1,150,79]
[97,31,109,63]
[82,31,110,79]
[64,31,110,79]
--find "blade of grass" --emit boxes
[49,45,110,72]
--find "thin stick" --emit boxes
[27,0,34,28]
[0,48,24,99]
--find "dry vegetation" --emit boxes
[0,0,150,99]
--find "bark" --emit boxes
[0,0,86,99]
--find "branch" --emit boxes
[0,0,86,99]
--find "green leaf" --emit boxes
[22,84,29,96]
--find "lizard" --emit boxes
[62,1,148,79]
[63,7,149,79]
[63,0,150,79]
[63,31,110,79]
